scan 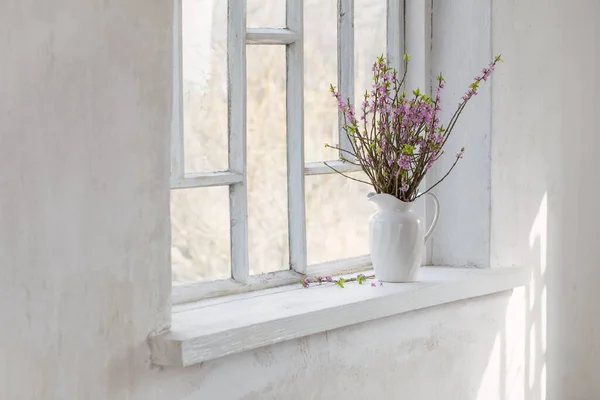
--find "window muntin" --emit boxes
[171,0,424,303]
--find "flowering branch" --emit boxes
[301,274,383,288]
[328,54,503,202]
[323,161,372,185]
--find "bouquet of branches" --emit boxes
[326,54,502,202]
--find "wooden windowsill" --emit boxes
[149,266,530,368]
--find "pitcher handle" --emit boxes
[424,192,440,243]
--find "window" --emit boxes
[170,0,426,304]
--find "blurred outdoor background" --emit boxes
[171,0,387,283]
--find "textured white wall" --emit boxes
[0,0,549,399]
[491,0,600,398]
[0,0,173,397]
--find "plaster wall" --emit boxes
[491,0,600,398]
[0,0,570,398]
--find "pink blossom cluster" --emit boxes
[326,54,502,202]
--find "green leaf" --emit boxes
[402,144,416,155]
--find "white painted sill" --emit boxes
[150,266,530,367]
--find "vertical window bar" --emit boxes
[405,0,432,263]
[337,0,354,156]
[228,0,250,283]
[405,0,430,95]
[386,0,405,74]
[286,0,307,275]
[171,0,184,181]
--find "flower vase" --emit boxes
[367,192,440,282]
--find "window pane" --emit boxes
[355,0,386,107]
[306,171,373,265]
[171,187,231,283]
[182,0,228,172]
[247,0,285,28]
[247,46,290,275]
[304,0,339,163]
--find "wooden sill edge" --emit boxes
[149,266,530,368]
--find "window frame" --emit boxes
[170,0,428,304]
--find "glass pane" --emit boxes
[247,46,290,275]
[304,0,339,163]
[171,187,231,283]
[247,0,285,28]
[306,171,373,265]
[355,0,386,107]
[182,0,228,172]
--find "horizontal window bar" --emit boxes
[170,171,243,189]
[304,160,363,176]
[172,270,304,304]
[172,255,372,305]
[246,28,300,45]
[306,255,371,277]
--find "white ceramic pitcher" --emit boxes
[367,192,440,282]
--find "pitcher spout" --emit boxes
[367,192,412,212]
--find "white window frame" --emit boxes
[170,0,430,305]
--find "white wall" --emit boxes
[1,0,574,399]
[0,0,172,396]
[428,0,493,267]
[491,0,600,399]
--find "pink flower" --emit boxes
[397,155,410,170]
[426,158,436,170]
[371,282,377,287]
[327,54,499,204]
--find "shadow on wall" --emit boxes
[525,193,548,400]
[471,190,547,400]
